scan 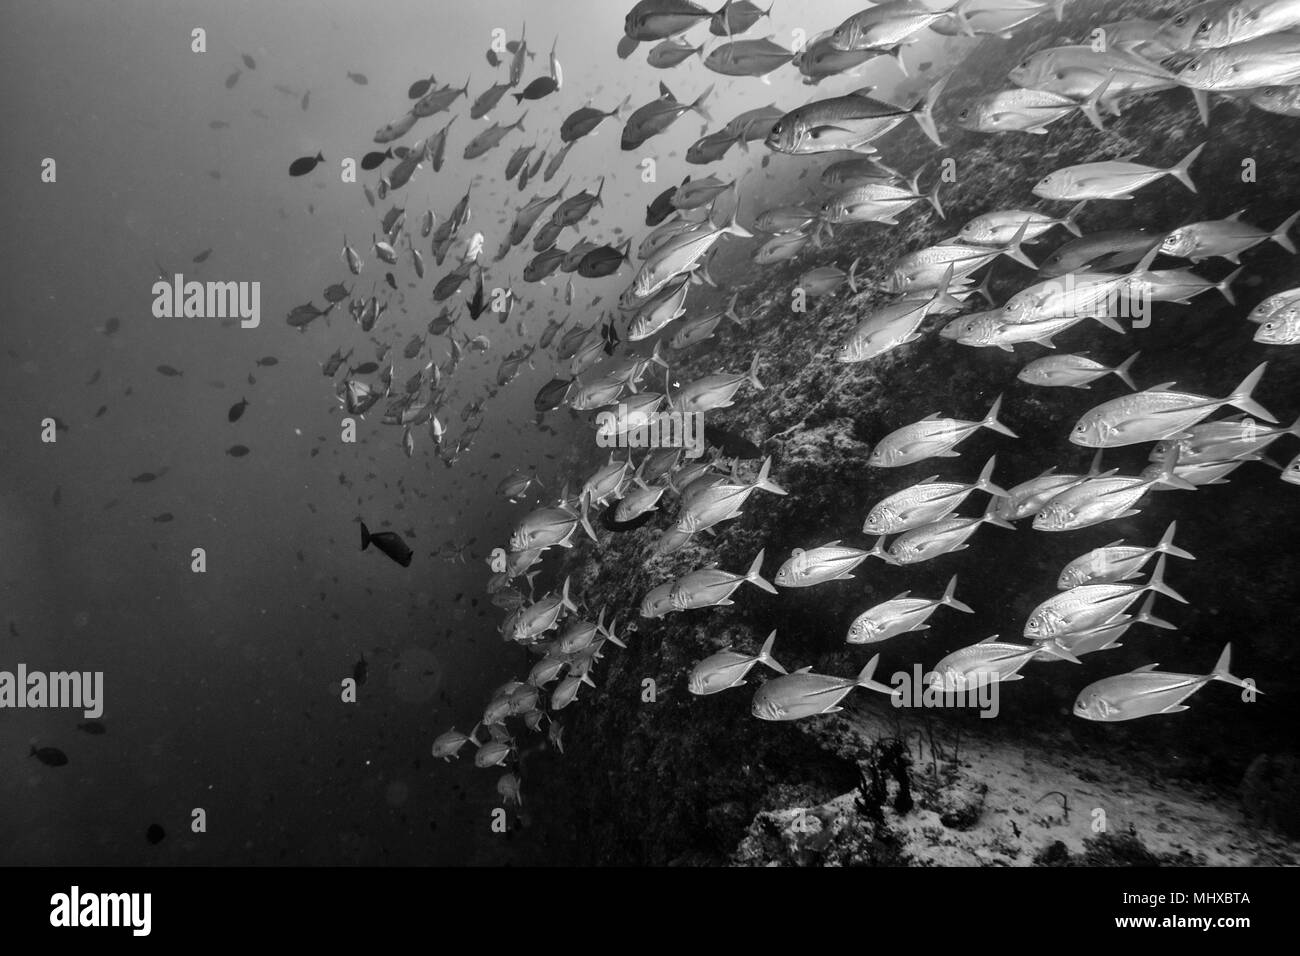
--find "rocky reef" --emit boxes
[524,0,1300,866]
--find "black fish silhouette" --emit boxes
[360,522,413,567]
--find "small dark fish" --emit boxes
[323,283,351,303]
[706,425,762,459]
[247,373,256,385]
[209,120,229,129]
[146,823,166,845]
[352,361,380,375]
[347,71,368,85]
[77,721,106,735]
[94,405,107,418]
[152,513,174,523]
[534,377,570,412]
[646,182,680,226]
[353,655,369,685]
[226,445,251,457]
[360,521,413,567]
[30,746,68,767]
[131,472,157,483]
[225,70,240,89]
[255,357,279,367]
[192,248,212,263]
[361,148,393,171]
[289,152,325,177]
[408,74,437,99]
[513,76,558,103]
[301,91,310,111]
[241,53,256,69]
[156,364,183,377]
[102,316,120,335]
[385,272,398,290]
[228,397,249,421]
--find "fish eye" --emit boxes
[772,122,783,134]
[1195,20,1210,35]
[1173,14,1188,25]
[958,108,969,119]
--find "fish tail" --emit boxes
[1226,361,1276,423]
[926,178,945,219]
[1087,449,1105,477]
[1269,209,1299,254]
[1000,219,1037,270]
[580,673,597,689]
[975,454,1009,498]
[603,613,627,649]
[1079,73,1111,132]
[981,495,1016,530]
[724,292,746,328]
[908,72,950,148]
[560,575,578,613]
[980,393,1018,439]
[724,190,753,238]
[360,521,372,551]
[1144,553,1188,605]
[753,456,786,495]
[747,352,764,390]
[942,575,974,614]
[1062,201,1087,238]
[847,256,861,294]
[855,654,895,695]
[578,489,599,542]
[1215,267,1242,305]
[1210,643,1256,691]
[757,630,788,675]
[1168,141,1206,194]
[690,85,715,122]
[870,535,895,564]
[1039,640,1081,663]
[1156,520,1195,561]
[1133,592,1177,630]
[746,549,778,594]
[1112,351,1140,391]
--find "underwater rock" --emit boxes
[1240,753,1300,838]
[935,780,987,831]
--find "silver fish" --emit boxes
[690,630,787,696]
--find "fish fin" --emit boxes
[1155,521,1194,561]
[1215,267,1242,305]
[975,454,1009,497]
[360,521,372,551]
[1159,704,1190,714]
[942,575,974,613]
[908,72,950,148]
[1112,351,1140,391]
[1168,142,1206,194]
[758,629,787,675]
[855,654,894,695]
[1211,642,1256,691]
[999,219,1036,270]
[1133,592,1176,631]
[746,549,778,594]
[980,393,1018,438]
[1226,361,1276,423]
[1143,554,1187,605]
[1269,209,1299,253]
[1079,73,1111,132]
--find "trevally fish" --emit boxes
[862,456,1007,534]
[1069,362,1274,447]
[751,656,894,721]
[1074,644,1254,721]
[846,575,973,644]
[868,395,1017,467]
[1033,143,1206,201]
[1058,522,1195,590]
[689,630,787,696]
